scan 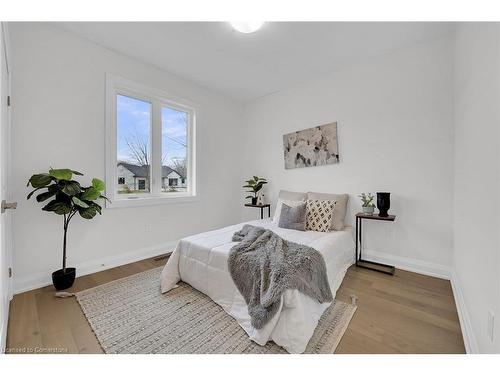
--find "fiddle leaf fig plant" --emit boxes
[27,168,109,273]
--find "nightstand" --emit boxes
[244,203,271,219]
[355,213,396,275]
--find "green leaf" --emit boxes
[28,174,52,188]
[78,205,98,219]
[72,196,89,208]
[92,178,105,192]
[42,200,72,215]
[81,187,100,201]
[27,187,44,200]
[49,168,73,181]
[61,180,81,196]
[99,194,111,203]
[36,190,57,202]
[93,202,102,215]
[55,192,71,205]
[71,170,84,176]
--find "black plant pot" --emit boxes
[251,197,258,205]
[52,267,76,290]
[377,192,391,217]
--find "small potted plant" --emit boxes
[359,193,375,215]
[27,168,109,290]
[243,176,267,205]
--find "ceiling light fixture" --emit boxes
[230,22,264,34]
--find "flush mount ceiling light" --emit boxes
[230,22,264,34]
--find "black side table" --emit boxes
[355,213,396,275]
[244,203,271,219]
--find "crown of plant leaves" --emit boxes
[358,192,375,207]
[27,168,109,220]
[243,176,267,198]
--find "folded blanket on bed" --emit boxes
[228,224,333,329]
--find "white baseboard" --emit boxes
[362,249,451,279]
[13,241,177,294]
[450,268,479,354]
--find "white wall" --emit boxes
[9,23,244,292]
[241,36,455,275]
[452,23,500,353]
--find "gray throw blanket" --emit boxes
[228,225,333,329]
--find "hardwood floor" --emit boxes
[6,257,465,354]
[335,267,465,353]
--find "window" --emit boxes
[162,107,187,193]
[106,75,196,207]
[116,94,151,194]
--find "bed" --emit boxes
[160,218,355,353]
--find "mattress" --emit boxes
[160,218,355,353]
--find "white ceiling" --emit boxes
[55,22,454,102]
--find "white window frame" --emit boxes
[105,74,197,208]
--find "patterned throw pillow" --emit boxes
[305,199,336,232]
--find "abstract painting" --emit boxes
[283,122,339,169]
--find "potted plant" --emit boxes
[243,176,267,205]
[27,168,109,290]
[359,193,375,215]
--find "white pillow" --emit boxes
[273,199,305,223]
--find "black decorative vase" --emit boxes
[52,267,76,290]
[377,192,391,217]
[251,197,258,205]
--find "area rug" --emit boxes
[76,267,356,354]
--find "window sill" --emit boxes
[106,194,199,209]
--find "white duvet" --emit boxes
[160,218,355,353]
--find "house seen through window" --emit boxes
[107,75,195,207]
[116,95,189,195]
[116,95,152,194]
